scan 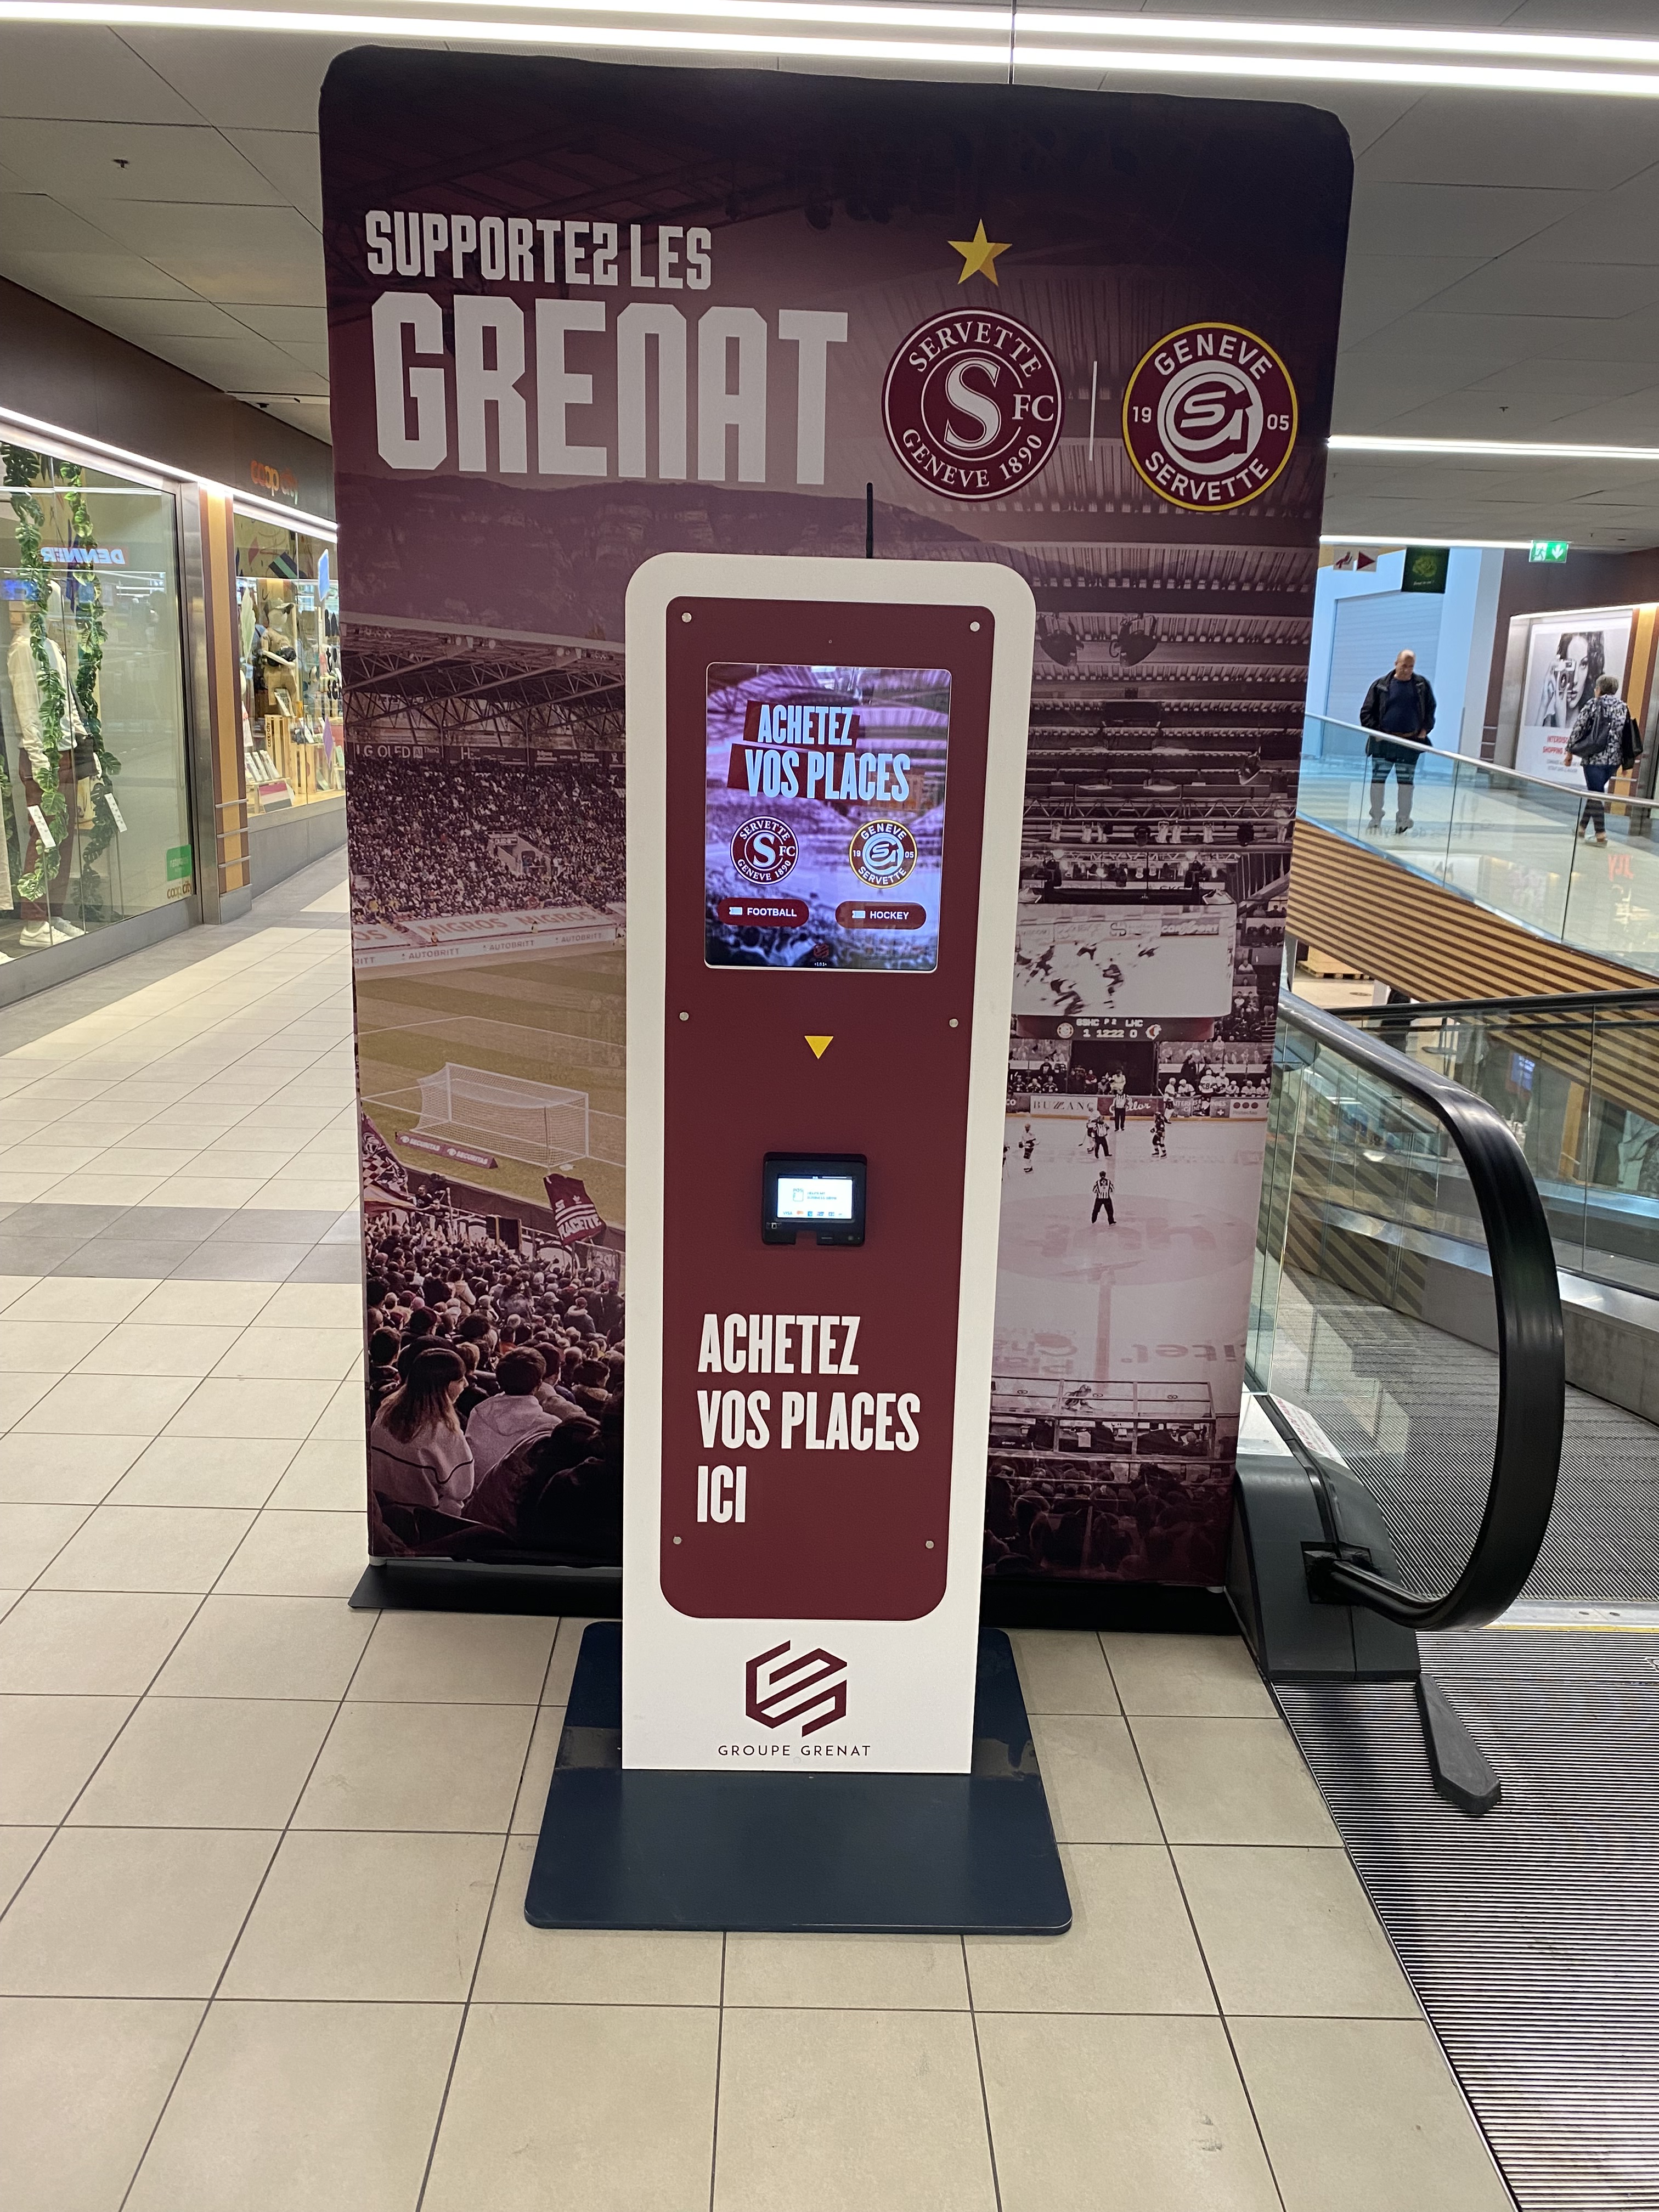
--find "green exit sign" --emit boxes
[1530,539,1570,563]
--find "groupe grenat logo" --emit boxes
[1121,323,1298,512]
[883,310,1064,503]
[745,1640,848,1737]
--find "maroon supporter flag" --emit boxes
[544,1173,603,1245]
[359,1113,410,1198]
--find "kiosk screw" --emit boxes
[681,611,692,623]
[969,620,980,633]
[925,1539,935,1549]
[679,1011,689,1021]
[673,1536,682,1545]
[949,1018,959,1029]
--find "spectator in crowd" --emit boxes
[471,1413,600,1542]
[395,1305,441,1376]
[1566,674,1641,847]
[1359,647,1436,835]
[369,1345,475,1517]
[520,1395,623,1562]
[465,1348,562,1477]
[366,1328,403,1412]
[452,1341,495,1425]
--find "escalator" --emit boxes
[1236,990,1659,2212]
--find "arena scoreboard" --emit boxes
[623,555,1034,1773]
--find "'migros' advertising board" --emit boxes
[322,53,1351,1593]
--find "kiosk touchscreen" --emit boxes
[624,556,1034,1773]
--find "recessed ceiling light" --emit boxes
[4,0,1659,95]
[1331,435,1659,462]
[1319,534,1535,549]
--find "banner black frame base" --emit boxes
[524,1624,1071,1935]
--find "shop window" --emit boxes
[1,441,194,958]
[235,511,343,816]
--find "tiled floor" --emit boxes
[0,855,1513,2211]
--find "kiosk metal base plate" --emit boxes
[524,1625,1071,1934]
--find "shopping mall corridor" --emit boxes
[0,856,1514,2211]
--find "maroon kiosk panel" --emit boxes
[661,594,997,1619]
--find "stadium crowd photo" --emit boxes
[348,755,623,927]
[360,1194,625,1568]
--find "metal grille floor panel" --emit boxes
[1281,1628,1659,2212]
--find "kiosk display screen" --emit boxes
[705,662,950,972]
[778,1174,853,1220]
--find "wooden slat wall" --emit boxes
[1286,817,1652,1005]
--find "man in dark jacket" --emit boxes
[1359,648,1437,834]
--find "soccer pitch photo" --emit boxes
[353,941,627,1226]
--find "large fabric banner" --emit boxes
[321,52,1350,1585]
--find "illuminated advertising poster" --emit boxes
[706,662,949,971]
[1515,611,1632,786]
[321,52,1351,1596]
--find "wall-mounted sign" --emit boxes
[1401,546,1450,594]
[249,460,300,506]
[1529,540,1570,564]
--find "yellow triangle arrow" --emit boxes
[805,1035,833,1059]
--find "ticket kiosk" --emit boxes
[526,555,1068,1929]
[624,552,1034,1773]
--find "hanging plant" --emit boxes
[58,464,122,901]
[2,443,71,904]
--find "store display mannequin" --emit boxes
[5,592,91,946]
[255,600,302,717]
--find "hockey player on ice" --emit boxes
[1019,1124,1037,1173]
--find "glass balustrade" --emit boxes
[1249,995,1508,1604]
[1342,990,1659,1302]
[1298,711,1659,978]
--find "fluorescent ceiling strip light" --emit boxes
[1014,44,1659,94]
[1016,11,1659,67]
[5,0,1659,92]
[1319,533,1533,549]
[0,404,170,489]
[1331,435,1659,462]
[231,489,338,538]
[0,4,1008,60]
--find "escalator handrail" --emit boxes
[1274,990,1565,1631]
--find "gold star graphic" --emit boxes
[948,220,1011,286]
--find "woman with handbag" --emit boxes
[1566,676,1641,846]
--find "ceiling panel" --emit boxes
[89,295,258,340]
[223,128,325,226]
[1335,256,1492,346]
[77,199,323,303]
[120,29,394,131]
[0,117,287,207]
[0,245,196,299]
[227,302,328,344]
[1346,182,1590,259]
[1425,259,1659,320]
[0,25,199,123]
[1509,163,1659,265]
[0,192,122,253]
[1356,94,1659,193]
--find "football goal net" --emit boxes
[413,1064,590,1169]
